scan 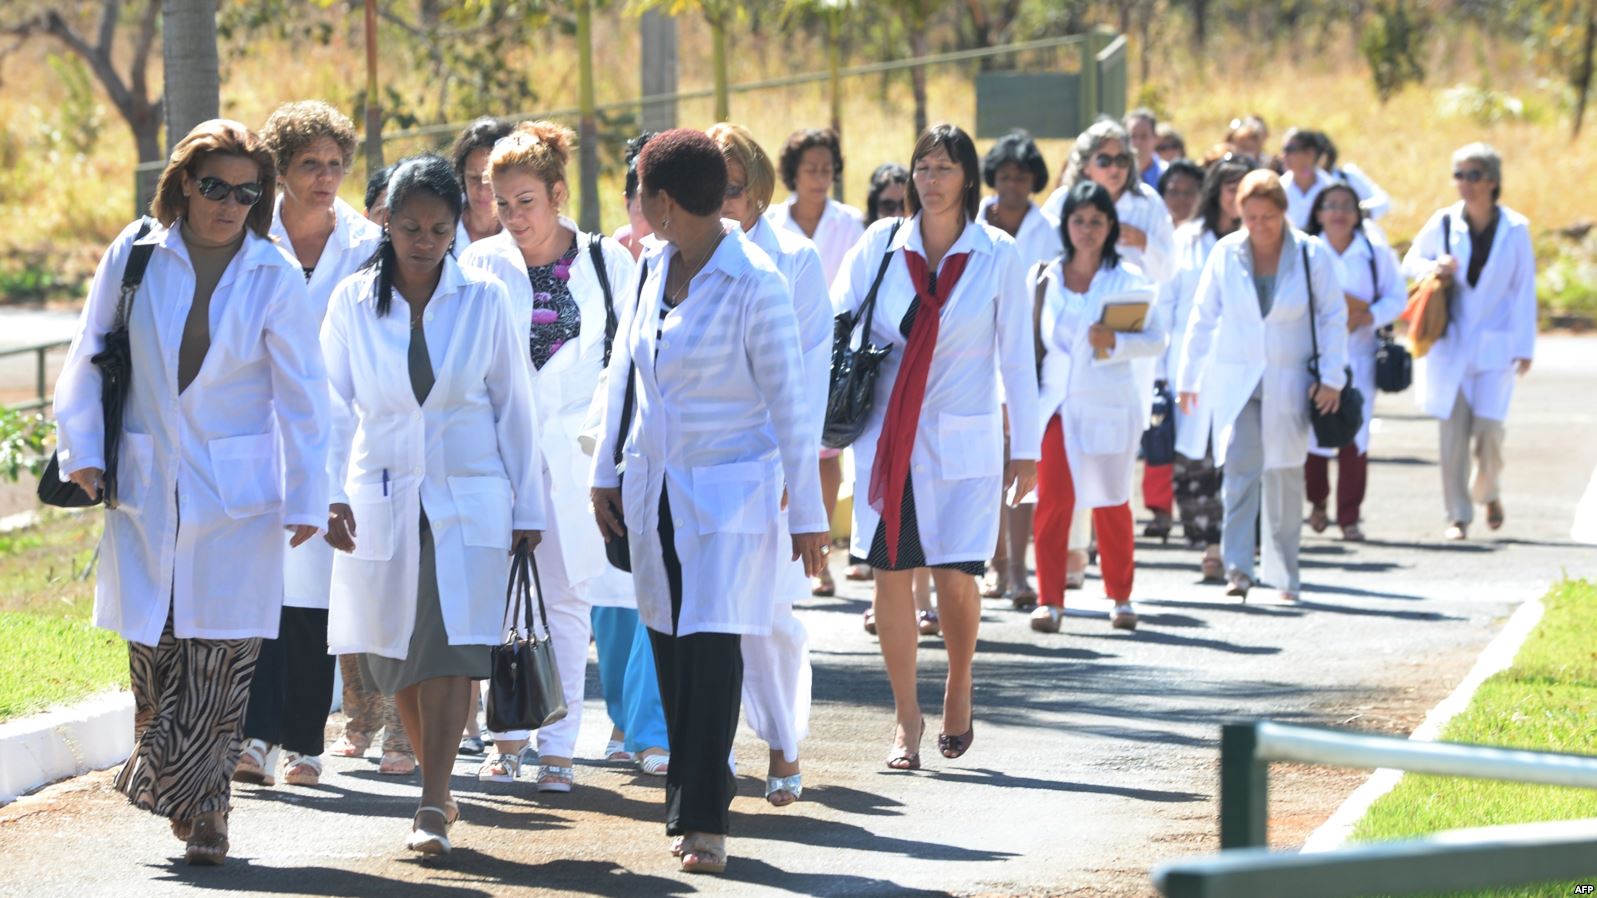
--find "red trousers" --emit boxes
[1304,445,1368,527]
[1143,463,1173,514]
[1035,415,1135,607]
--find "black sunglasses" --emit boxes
[194,175,264,206]
[1093,152,1135,169]
[877,198,905,214]
[724,182,747,199]
[1452,169,1488,183]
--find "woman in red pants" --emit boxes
[1030,181,1166,633]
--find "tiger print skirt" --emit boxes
[113,611,261,821]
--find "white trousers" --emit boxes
[739,602,811,764]
[1438,390,1506,525]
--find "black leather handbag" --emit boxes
[486,543,568,733]
[38,218,155,509]
[1303,244,1366,449]
[822,221,901,450]
[1374,326,1412,393]
[1141,380,1177,466]
[604,260,647,572]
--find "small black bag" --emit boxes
[1303,243,1366,449]
[604,260,648,572]
[1141,380,1177,466]
[1374,326,1412,393]
[822,221,902,450]
[486,544,568,733]
[39,218,156,509]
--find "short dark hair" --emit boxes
[1198,157,1255,237]
[1158,159,1204,195]
[778,128,843,192]
[364,164,393,212]
[906,123,981,221]
[362,153,464,318]
[623,130,655,201]
[1315,131,1340,169]
[449,116,513,201]
[1304,182,1364,237]
[982,129,1049,194]
[636,128,727,217]
[865,162,909,225]
[1059,181,1121,269]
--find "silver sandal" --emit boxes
[765,773,803,805]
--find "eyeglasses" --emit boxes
[1093,152,1134,169]
[725,182,747,199]
[1319,201,1360,214]
[1283,143,1314,155]
[1452,169,1488,183]
[194,175,264,206]
[877,198,905,215]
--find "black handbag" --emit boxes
[486,543,568,733]
[822,220,902,450]
[604,260,648,572]
[1303,243,1366,449]
[38,218,155,509]
[1141,380,1177,466]
[1359,232,1412,394]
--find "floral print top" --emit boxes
[526,238,582,370]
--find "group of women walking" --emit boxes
[52,99,1536,874]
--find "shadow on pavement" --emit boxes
[719,856,953,896]
[931,767,1206,803]
[1069,628,1282,656]
[731,807,1018,863]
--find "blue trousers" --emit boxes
[591,606,670,753]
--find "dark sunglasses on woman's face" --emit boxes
[724,183,747,199]
[1094,152,1135,169]
[877,198,905,215]
[1452,169,1488,183]
[194,175,264,206]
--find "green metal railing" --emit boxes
[1153,720,1597,898]
[1,340,72,412]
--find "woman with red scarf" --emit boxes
[831,124,1039,771]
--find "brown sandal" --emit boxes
[885,719,924,771]
[184,813,229,866]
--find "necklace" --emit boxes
[667,229,726,305]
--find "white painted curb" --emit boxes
[1300,597,1546,852]
[0,690,133,805]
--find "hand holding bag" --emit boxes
[39,217,156,509]
[822,220,902,449]
[486,543,568,733]
[1303,243,1366,449]
[1141,380,1177,466]
[604,260,647,572]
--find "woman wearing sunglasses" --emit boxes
[1401,144,1536,540]
[52,119,331,865]
[1278,128,1338,230]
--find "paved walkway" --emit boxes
[1,337,1594,898]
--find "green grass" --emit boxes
[1350,579,1597,897]
[0,510,127,722]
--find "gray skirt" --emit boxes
[361,513,491,695]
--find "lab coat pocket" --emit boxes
[448,476,514,549]
[1078,406,1129,456]
[937,413,1002,481]
[114,431,155,513]
[347,481,396,562]
[208,432,283,519]
[1477,330,1512,370]
[691,460,778,535]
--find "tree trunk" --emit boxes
[711,16,729,122]
[640,9,678,132]
[161,0,219,152]
[909,27,929,138]
[577,0,600,232]
[364,0,383,174]
[1190,0,1208,52]
[829,13,843,201]
[1575,0,1597,138]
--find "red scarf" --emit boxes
[869,247,970,565]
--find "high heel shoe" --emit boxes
[885,718,924,771]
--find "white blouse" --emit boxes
[1042,182,1175,282]
[766,197,865,286]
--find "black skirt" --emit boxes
[867,474,986,575]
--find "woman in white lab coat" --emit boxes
[449,117,513,254]
[768,127,866,287]
[1302,183,1407,541]
[832,124,1039,772]
[708,121,832,808]
[53,120,329,865]
[1156,156,1251,582]
[1401,143,1536,540]
[1177,171,1348,602]
[1279,128,1338,230]
[1029,182,1165,634]
[977,130,1060,608]
[321,154,544,856]
[227,100,383,791]
[460,120,652,793]
[590,129,828,873]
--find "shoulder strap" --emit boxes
[1361,230,1379,297]
[1441,213,1451,258]
[613,260,647,467]
[1303,243,1322,380]
[588,233,618,366]
[854,219,902,341]
[116,217,157,329]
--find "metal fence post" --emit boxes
[1220,721,1268,849]
[35,346,46,410]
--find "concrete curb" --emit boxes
[0,690,133,805]
[1300,596,1547,852]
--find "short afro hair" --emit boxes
[636,128,727,217]
[982,129,1049,194]
[778,128,843,192]
[261,100,357,175]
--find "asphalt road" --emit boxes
[1,336,1594,898]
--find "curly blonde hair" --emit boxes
[261,100,357,175]
[486,120,575,191]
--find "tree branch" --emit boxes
[129,0,158,107]
[95,0,120,57]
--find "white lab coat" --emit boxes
[272,196,382,610]
[831,215,1041,564]
[460,222,638,607]
[54,219,330,645]
[979,196,1064,270]
[1033,260,1165,508]
[321,257,544,658]
[1154,222,1220,455]
[766,197,865,286]
[1309,230,1406,456]
[1041,182,1175,283]
[1282,169,1338,231]
[1176,228,1349,470]
[1401,203,1537,423]
[590,226,825,638]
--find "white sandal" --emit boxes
[405,806,451,855]
[476,752,520,783]
[535,764,574,793]
[282,752,322,786]
[637,752,669,776]
[603,740,633,763]
[232,738,277,787]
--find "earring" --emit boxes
[661,216,671,230]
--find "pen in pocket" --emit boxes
[382,468,389,497]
